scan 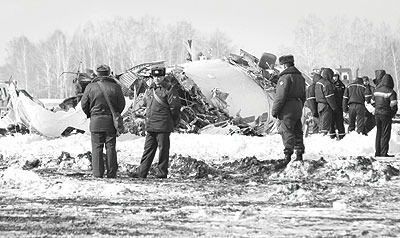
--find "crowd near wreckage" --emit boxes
[0,50,316,138]
[0,50,290,137]
[1,50,399,138]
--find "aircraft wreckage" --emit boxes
[0,50,312,138]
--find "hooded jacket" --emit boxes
[373,70,386,87]
[332,74,346,112]
[271,66,306,119]
[81,76,126,132]
[342,77,366,112]
[306,73,321,116]
[363,76,374,103]
[315,68,337,111]
[372,74,398,117]
[143,82,181,132]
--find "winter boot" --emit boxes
[274,154,291,170]
[294,153,303,162]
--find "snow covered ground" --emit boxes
[1,126,400,237]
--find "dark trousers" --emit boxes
[375,114,392,156]
[137,131,171,178]
[329,110,346,139]
[348,103,366,134]
[318,103,332,135]
[279,117,305,156]
[364,111,376,134]
[91,131,118,178]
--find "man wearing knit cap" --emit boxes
[81,64,126,178]
[272,55,306,169]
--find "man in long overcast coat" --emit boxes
[272,55,306,168]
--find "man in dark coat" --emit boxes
[305,73,321,134]
[272,55,306,168]
[81,64,126,178]
[328,73,346,140]
[130,66,181,178]
[363,76,376,134]
[315,68,337,135]
[343,77,366,134]
[373,69,386,87]
[372,74,398,157]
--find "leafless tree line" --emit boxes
[2,14,400,99]
[0,16,233,99]
[284,14,400,93]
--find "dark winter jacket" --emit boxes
[81,76,126,132]
[271,66,306,120]
[332,76,346,112]
[143,82,181,132]
[364,84,375,103]
[306,73,321,117]
[372,74,398,117]
[373,70,386,87]
[315,68,337,111]
[342,77,366,112]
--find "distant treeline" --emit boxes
[0,16,234,98]
[285,14,400,94]
[1,14,400,98]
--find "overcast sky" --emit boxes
[0,0,399,64]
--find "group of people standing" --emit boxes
[308,69,381,138]
[273,55,398,169]
[80,56,398,178]
[81,64,181,179]
[307,68,398,157]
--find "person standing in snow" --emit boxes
[272,55,306,168]
[129,66,181,179]
[328,73,346,140]
[371,74,398,157]
[342,77,366,135]
[363,76,376,134]
[315,68,338,135]
[81,64,126,178]
[305,72,321,134]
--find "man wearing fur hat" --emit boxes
[272,55,306,168]
[129,66,181,179]
[81,64,126,178]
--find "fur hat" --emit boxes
[278,55,294,65]
[151,66,166,77]
[96,64,111,76]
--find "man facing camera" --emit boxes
[129,66,181,178]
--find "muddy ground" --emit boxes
[1,155,400,237]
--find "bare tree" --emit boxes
[292,14,326,73]
[6,36,36,90]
